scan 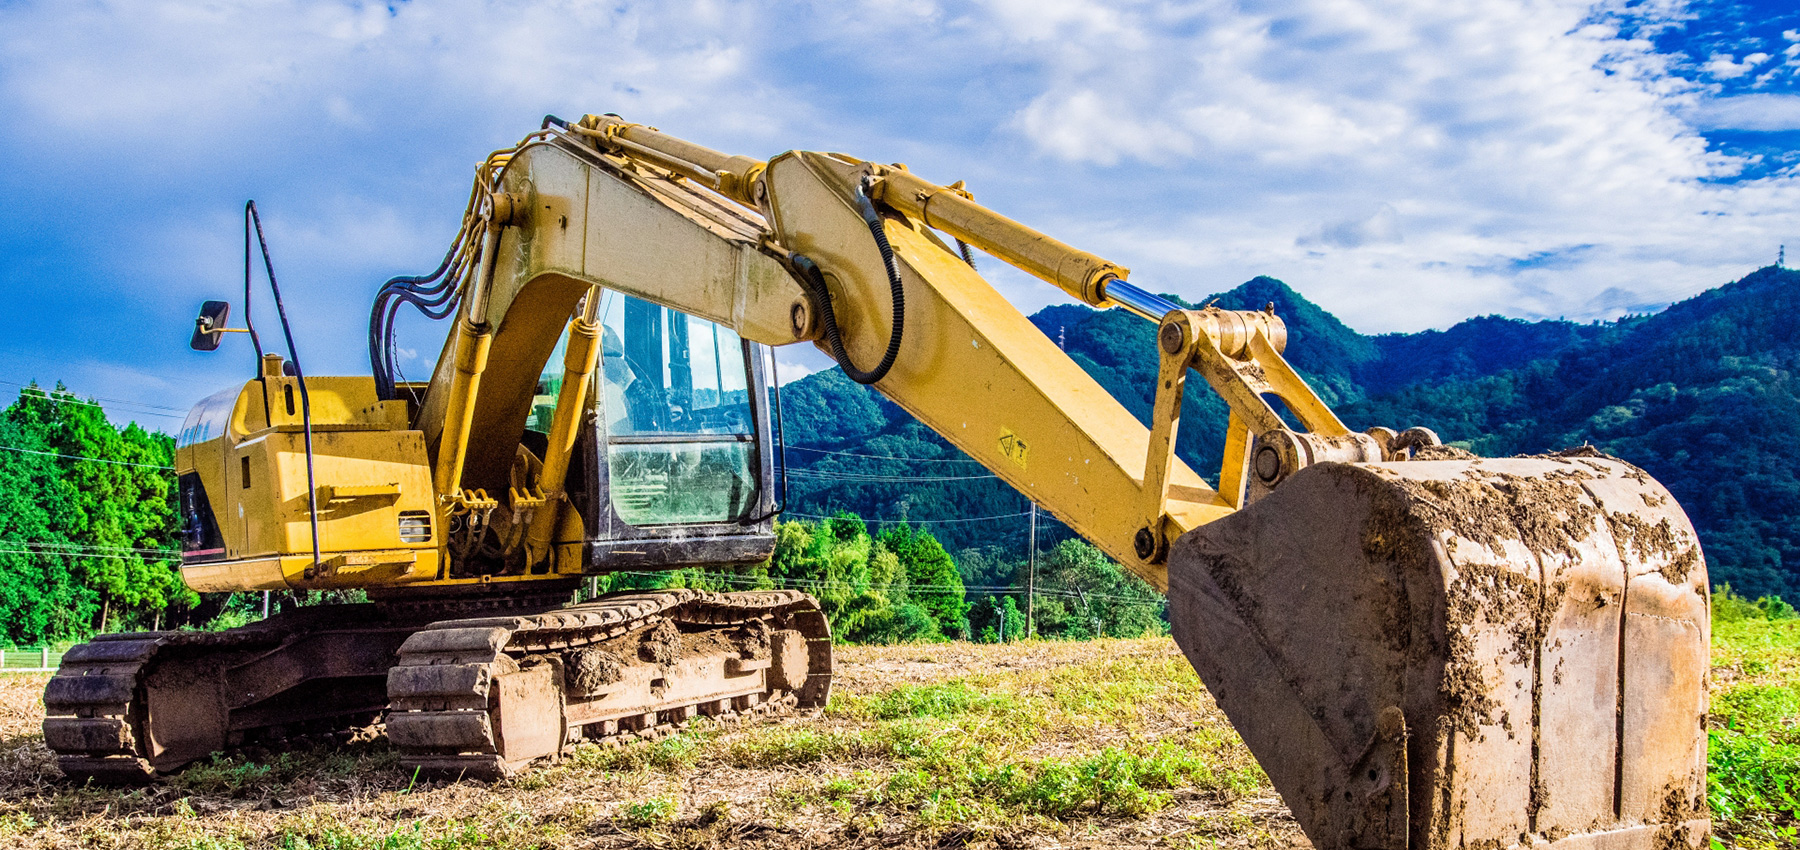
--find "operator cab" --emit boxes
[524,290,781,575]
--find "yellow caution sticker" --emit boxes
[998,428,1029,470]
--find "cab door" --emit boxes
[579,291,779,571]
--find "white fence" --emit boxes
[0,648,63,672]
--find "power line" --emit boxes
[609,569,1162,607]
[0,444,175,471]
[0,546,176,562]
[786,445,985,465]
[1,540,179,557]
[0,379,190,417]
[787,469,997,483]
[785,510,1031,524]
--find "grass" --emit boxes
[1708,600,1800,850]
[0,618,1793,849]
[0,639,1297,849]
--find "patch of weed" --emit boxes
[860,681,1020,720]
[620,796,677,827]
[0,808,39,837]
[175,756,274,796]
[276,818,525,850]
[574,733,707,772]
[720,726,877,768]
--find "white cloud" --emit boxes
[0,0,1794,421]
[1298,204,1403,249]
[1704,52,1771,80]
[967,0,1797,330]
[1689,93,1800,131]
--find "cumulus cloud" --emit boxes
[975,0,1797,330]
[1298,205,1404,250]
[1689,93,1800,130]
[1704,51,1771,79]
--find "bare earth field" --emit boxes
[0,638,1307,850]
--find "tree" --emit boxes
[6,387,195,631]
[1032,540,1165,640]
[0,413,95,644]
[878,523,968,639]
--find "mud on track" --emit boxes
[0,638,1306,850]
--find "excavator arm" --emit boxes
[419,117,1382,594]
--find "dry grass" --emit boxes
[0,639,1305,850]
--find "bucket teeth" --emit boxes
[1168,455,1708,850]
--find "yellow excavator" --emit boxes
[45,115,1709,850]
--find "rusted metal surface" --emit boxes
[1167,453,1708,850]
[385,589,831,779]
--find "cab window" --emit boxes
[595,293,756,526]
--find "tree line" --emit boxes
[0,385,191,646]
[599,512,1167,644]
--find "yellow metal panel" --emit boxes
[415,142,808,497]
[761,151,1231,591]
[182,556,287,592]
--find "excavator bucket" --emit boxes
[1168,454,1709,850]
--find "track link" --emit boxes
[43,625,289,782]
[386,589,832,779]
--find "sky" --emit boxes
[0,0,1796,430]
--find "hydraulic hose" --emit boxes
[796,176,906,385]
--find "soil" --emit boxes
[0,640,1311,850]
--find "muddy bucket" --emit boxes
[1168,455,1709,850]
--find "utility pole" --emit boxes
[1026,501,1037,638]
[1780,245,1786,268]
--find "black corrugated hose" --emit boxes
[794,175,906,385]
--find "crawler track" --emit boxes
[43,604,410,783]
[43,590,832,783]
[387,589,831,778]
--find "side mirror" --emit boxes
[191,300,231,351]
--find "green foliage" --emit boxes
[1027,540,1166,640]
[863,681,1018,720]
[974,595,1026,643]
[877,523,967,638]
[765,513,942,643]
[619,797,678,827]
[1716,585,1799,623]
[0,385,191,645]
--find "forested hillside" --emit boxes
[780,266,1800,602]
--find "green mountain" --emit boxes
[778,266,1800,601]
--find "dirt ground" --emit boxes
[0,638,1306,850]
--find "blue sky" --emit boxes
[0,0,1796,430]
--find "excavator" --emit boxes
[44,115,1709,850]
